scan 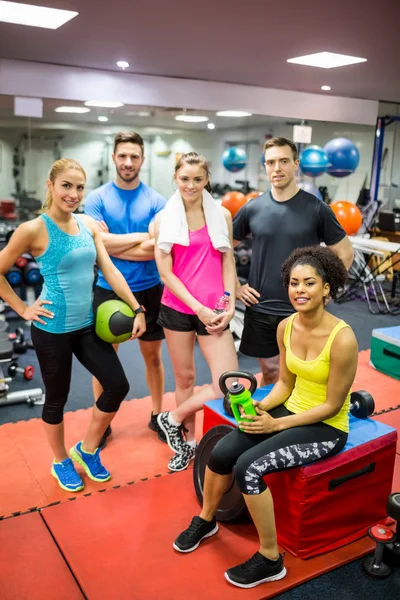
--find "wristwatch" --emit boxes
[135,305,146,315]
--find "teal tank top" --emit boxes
[33,214,97,334]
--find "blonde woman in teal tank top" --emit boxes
[0,159,146,493]
[174,246,358,590]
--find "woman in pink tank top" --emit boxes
[154,153,239,472]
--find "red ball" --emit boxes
[330,201,362,236]
[221,191,246,218]
[245,191,261,202]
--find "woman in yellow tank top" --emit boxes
[173,245,359,589]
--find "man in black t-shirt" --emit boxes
[233,136,354,386]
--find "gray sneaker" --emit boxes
[157,412,187,453]
[168,444,196,472]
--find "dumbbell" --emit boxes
[5,266,23,287]
[11,327,28,354]
[383,493,400,567]
[22,255,42,286]
[8,361,35,381]
[349,391,375,418]
[236,248,249,265]
[362,524,395,578]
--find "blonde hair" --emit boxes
[43,158,86,212]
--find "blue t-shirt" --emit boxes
[84,181,167,292]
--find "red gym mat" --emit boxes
[0,511,84,600]
[0,351,398,519]
[0,390,205,518]
[41,469,383,600]
[354,350,400,412]
[373,409,400,454]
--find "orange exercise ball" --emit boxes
[221,191,246,217]
[330,201,362,236]
[245,191,261,202]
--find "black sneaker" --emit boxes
[225,552,286,588]
[173,516,218,553]
[157,411,186,452]
[148,412,167,443]
[98,425,112,450]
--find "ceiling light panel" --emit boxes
[287,51,367,69]
[0,1,78,29]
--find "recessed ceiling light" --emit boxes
[321,85,332,91]
[126,111,151,117]
[175,115,209,123]
[55,106,91,114]
[116,61,129,69]
[84,100,124,108]
[0,0,78,29]
[287,51,367,69]
[98,116,109,122]
[216,110,252,117]
[207,123,215,130]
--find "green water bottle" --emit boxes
[219,370,258,426]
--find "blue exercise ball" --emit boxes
[297,179,323,201]
[299,146,329,178]
[324,138,360,178]
[222,147,247,173]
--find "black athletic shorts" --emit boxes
[93,284,165,342]
[239,309,289,359]
[158,304,228,336]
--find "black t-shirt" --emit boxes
[232,189,346,315]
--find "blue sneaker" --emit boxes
[51,457,84,492]
[69,441,111,482]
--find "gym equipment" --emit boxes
[221,191,246,218]
[370,326,400,380]
[299,146,329,178]
[0,331,43,407]
[235,248,249,265]
[197,388,397,558]
[8,361,34,380]
[330,201,363,235]
[297,179,323,201]
[220,371,375,420]
[219,371,257,424]
[221,147,247,173]
[22,255,42,286]
[95,300,136,344]
[324,138,360,178]
[193,424,248,522]
[362,524,395,578]
[245,191,261,202]
[6,266,23,287]
[383,492,400,567]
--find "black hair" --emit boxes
[281,245,348,301]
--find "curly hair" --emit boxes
[281,246,348,301]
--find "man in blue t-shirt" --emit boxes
[85,131,167,446]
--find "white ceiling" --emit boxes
[0,0,399,104]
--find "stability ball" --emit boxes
[95,300,135,344]
[330,201,362,235]
[299,146,329,178]
[221,191,247,217]
[245,191,261,202]
[297,179,323,201]
[222,147,247,173]
[324,138,360,178]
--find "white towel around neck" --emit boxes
[157,189,231,254]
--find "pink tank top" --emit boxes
[161,225,225,314]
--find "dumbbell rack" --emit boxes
[0,320,44,408]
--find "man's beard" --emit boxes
[118,168,139,183]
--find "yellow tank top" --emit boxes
[283,313,351,433]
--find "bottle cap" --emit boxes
[223,291,230,296]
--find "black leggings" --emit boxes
[208,405,348,495]
[31,325,130,425]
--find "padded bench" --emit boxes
[202,386,397,558]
